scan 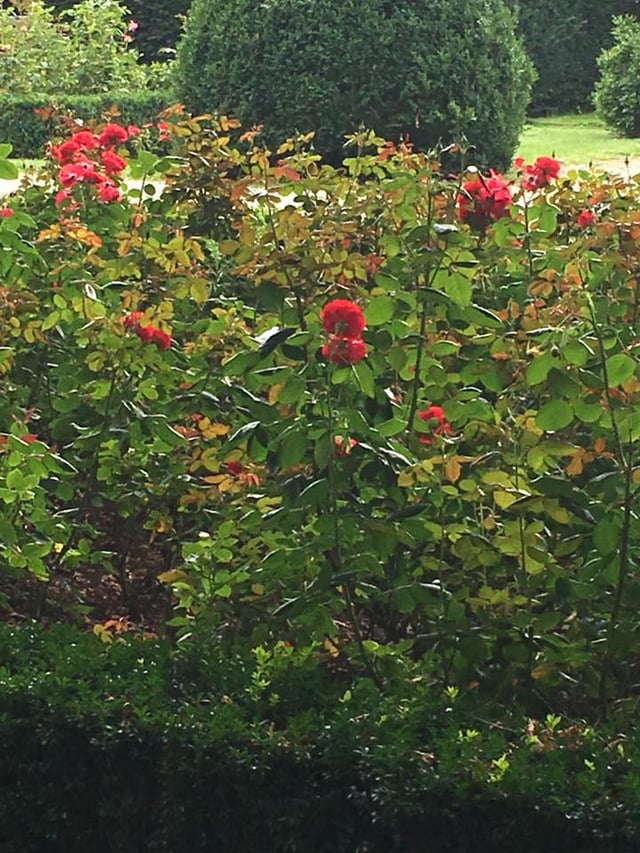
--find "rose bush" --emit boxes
[2,115,640,718]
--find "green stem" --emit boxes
[324,370,383,690]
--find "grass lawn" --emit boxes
[516,112,640,169]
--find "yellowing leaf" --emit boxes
[444,456,462,483]
[93,624,113,644]
[398,469,415,487]
[157,569,189,584]
[494,490,519,509]
[594,436,607,453]
[324,637,340,658]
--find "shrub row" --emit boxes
[0,91,172,159]
[506,0,639,115]
[1,625,640,853]
[174,0,533,170]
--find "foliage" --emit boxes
[0,91,172,158]
[1,624,640,852]
[4,110,640,725]
[45,0,192,63]
[0,0,160,96]
[595,15,640,137]
[174,0,534,170]
[3,107,640,845]
[505,0,638,115]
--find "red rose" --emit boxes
[322,335,367,364]
[577,209,595,229]
[98,180,122,203]
[135,323,155,344]
[101,150,127,175]
[225,461,245,476]
[417,405,452,444]
[321,299,366,337]
[151,328,172,351]
[52,139,81,164]
[0,205,13,218]
[519,156,561,190]
[70,130,99,150]
[122,311,145,329]
[457,171,512,229]
[157,122,172,141]
[98,123,129,148]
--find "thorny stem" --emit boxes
[324,372,384,690]
[37,365,122,620]
[587,293,634,713]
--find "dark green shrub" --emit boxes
[505,0,637,115]
[0,91,172,158]
[595,15,640,135]
[1,625,640,853]
[174,0,534,170]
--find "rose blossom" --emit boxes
[321,298,366,337]
[577,209,595,229]
[457,171,512,229]
[322,335,367,364]
[417,405,452,444]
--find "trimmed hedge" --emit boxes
[174,0,534,170]
[0,91,173,159]
[506,0,639,115]
[1,625,640,852]
[595,14,640,135]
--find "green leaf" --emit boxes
[280,429,308,468]
[0,160,18,180]
[535,203,559,235]
[441,270,472,306]
[0,515,17,545]
[189,279,211,304]
[606,353,636,386]
[365,295,395,326]
[0,144,13,159]
[147,417,187,448]
[536,400,573,431]
[377,418,406,437]
[564,340,591,366]
[353,360,375,398]
[574,398,602,423]
[593,517,621,557]
[223,350,261,377]
[526,351,558,385]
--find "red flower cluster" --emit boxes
[417,405,452,444]
[577,209,595,229]
[321,299,367,364]
[51,122,137,208]
[225,459,261,486]
[515,156,561,191]
[122,312,172,350]
[457,171,512,229]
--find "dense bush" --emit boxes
[1,624,640,853]
[0,91,172,158]
[595,15,640,135]
[174,0,533,169]
[505,0,638,115]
